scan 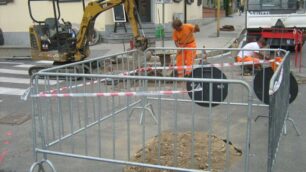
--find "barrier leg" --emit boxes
[283,118,287,135]
[29,159,56,172]
[286,117,301,136]
[283,111,301,136]
[139,103,158,124]
[129,103,158,125]
[147,103,158,124]
[254,115,268,122]
[255,114,301,136]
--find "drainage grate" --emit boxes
[0,113,30,125]
[0,170,16,172]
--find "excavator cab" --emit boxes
[28,0,78,64]
[28,0,148,75]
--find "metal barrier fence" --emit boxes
[268,49,292,172]
[26,47,290,172]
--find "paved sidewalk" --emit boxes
[90,13,245,57]
[0,13,245,58]
[1,12,306,172]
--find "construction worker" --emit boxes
[236,37,267,73]
[172,19,200,77]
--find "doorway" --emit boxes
[136,0,151,22]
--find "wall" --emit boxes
[202,7,226,18]
[154,1,202,24]
[0,0,204,45]
[0,0,202,32]
[0,0,109,45]
[0,1,33,32]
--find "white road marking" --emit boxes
[35,60,53,64]
[14,61,53,69]
[0,61,58,96]
[14,64,35,68]
[0,87,26,96]
[0,69,28,75]
[0,62,23,65]
[0,77,59,85]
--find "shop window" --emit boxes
[203,0,216,8]
[58,0,81,2]
[0,0,13,5]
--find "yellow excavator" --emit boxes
[28,0,147,75]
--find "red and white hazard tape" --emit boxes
[32,90,190,98]
[37,59,279,95]
[43,70,138,94]
[133,59,276,71]
[47,80,101,94]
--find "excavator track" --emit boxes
[28,65,54,76]
[28,62,94,81]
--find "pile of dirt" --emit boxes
[124,131,242,172]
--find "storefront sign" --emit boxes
[156,0,173,4]
[249,11,270,15]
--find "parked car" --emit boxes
[0,28,4,45]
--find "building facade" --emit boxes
[0,0,230,45]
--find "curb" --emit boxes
[206,28,246,58]
[0,46,31,58]
[0,29,245,59]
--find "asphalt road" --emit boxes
[0,46,306,172]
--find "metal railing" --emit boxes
[27,47,292,172]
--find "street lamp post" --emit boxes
[245,0,248,29]
[184,0,187,23]
[162,1,165,47]
[217,0,220,37]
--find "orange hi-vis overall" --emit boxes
[270,57,283,71]
[235,56,261,69]
[236,56,283,71]
[173,24,197,77]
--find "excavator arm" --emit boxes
[74,0,147,61]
